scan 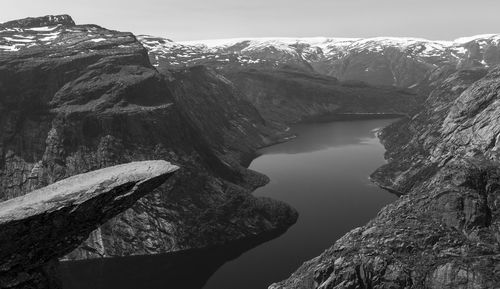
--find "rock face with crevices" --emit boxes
[0,160,178,289]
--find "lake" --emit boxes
[60,119,398,289]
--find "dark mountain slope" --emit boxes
[168,65,288,165]
[225,69,417,124]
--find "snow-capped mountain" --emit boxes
[0,15,141,57]
[139,34,500,87]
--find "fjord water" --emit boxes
[60,119,397,289]
[203,118,398,289]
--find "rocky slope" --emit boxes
[0,161,178,289]
[140,35,500,87]
[0,15,297,261]
[269,66,500,288]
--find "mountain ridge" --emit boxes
[177,34,500,47]
[139,32,500,87]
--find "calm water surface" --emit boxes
[60,119,398,289]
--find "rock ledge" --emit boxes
[0,160,178,289]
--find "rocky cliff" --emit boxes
[0,161,178,289]
[0,15,298,261]
[269,66,500,288]
[167,65,288,165]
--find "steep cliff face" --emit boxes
[270,67,500,289]
[0,14,174,199]
[0,161,178,289]
[371,67,490,194]
[167,65,288,165]
[0,15,298,261]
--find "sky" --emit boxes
[2,0,500,41]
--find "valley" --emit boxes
[0,14,499,289]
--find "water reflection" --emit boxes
[59,230,286,289]
[267,120,388,154]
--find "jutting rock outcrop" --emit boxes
[0,160,178,289]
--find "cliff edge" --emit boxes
[0,160,178,289]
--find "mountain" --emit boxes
[140,37,419,125]
[139,35,500,87]
[0,15,298,262]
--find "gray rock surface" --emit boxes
[0,160,178,289]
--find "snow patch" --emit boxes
[90,38,107,43]
[26,26,60,32]
[4,37,34,43]
[454,34,499,44]
[40,35,58,41]
[0,44,20,51]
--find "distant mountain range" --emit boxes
[139,34,500,87]
[2,16,498,88]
